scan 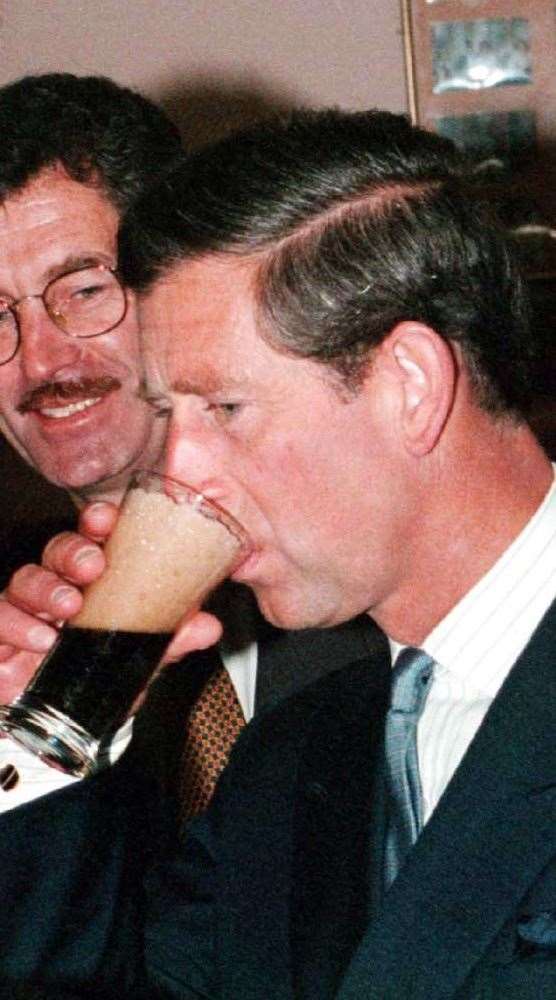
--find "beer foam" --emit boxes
[72,487,243,633]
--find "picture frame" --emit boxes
[401,0,556,277]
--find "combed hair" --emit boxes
[0,73,183,212]
[120,107,536,417]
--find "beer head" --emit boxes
[72,473,248,632]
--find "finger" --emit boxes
[161,611,223,664]
[78,501,120,543]
[125,610,222,716]
[0,649,45,704]
[6,564,83,622]
[42,532,106,585]
[129,613,223,715]
[0,607,57,655]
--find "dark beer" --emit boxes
[27,626,171,738]
[0,471,248,775]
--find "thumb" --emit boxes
[161,610,223,664]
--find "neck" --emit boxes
[374,416,553,646]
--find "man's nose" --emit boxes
[16,299,83,381]
[163,410,229,504]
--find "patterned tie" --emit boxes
[383,647,435,889]
[180,661,245,823]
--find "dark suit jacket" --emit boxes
[0,604,554,999]
[133,607,380,827]
[0,615,380,996]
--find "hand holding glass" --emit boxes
[0,472,248,776]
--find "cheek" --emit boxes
[267,431,352,502]
[255,430,371,560]
[252,437,310,488]
[0,367,23,415]
[248,438,334,532]
[86,324,143,379]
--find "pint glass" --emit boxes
[0,472,248,776]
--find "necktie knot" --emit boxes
[390,647,435,716]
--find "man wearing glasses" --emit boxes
[0,75,180,505]
[0,73,184,795]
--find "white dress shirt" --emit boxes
[390,465,556,823]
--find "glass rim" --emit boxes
[130,469,250,552]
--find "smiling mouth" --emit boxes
[39,397,103,419]
[18,376,120,419]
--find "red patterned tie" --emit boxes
[180,662,245,822]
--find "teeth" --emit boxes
[39,397,101,419]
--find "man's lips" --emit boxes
[17,376,121,418]
[231,546,262,581]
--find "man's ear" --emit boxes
[384,321,457,456]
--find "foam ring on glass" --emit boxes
[0,471,248,776]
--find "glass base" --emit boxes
[0,694,99,777]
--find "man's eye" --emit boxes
[72,282,106,301]
[207,401,241,423]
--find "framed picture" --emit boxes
[401,0,556,276]
[431,17,532,95]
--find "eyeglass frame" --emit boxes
[0,263,128,366]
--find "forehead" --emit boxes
[139,256,271,386]
[0,166,119,285]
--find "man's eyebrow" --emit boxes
[0,255,116,302]
[42,253,114,284]
[170,374,245,396]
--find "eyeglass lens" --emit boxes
[0,267,126,364]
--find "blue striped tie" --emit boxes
[383,647,435,889]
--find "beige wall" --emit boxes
[0,1,409,141]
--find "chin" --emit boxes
[254,589,334,632]
[50,464,112,489]
[50,445,146,492]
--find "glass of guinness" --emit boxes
[0,471,249,776]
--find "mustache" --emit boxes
[17,376,121,414]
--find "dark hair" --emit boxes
[120,107,536,417]
[0,73,183,213]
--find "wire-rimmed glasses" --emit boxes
[0,264,127,365]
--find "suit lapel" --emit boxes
[338,600,556,1000]
[290,643,390,998]
[216,634,388,1000]
[254,615,384,713]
